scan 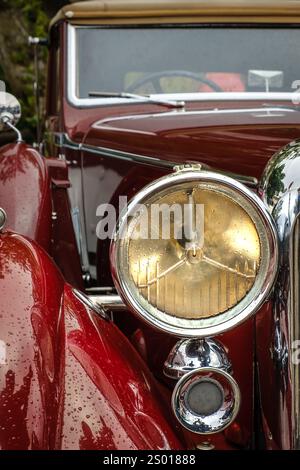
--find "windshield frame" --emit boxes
[67,23,300,108]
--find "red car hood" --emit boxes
[83,102,300,178]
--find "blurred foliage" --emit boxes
[0,0,70,141]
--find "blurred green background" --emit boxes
[0,0,72,141]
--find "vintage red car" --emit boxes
[0,0,300,451]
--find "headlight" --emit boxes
[110,168,278,337]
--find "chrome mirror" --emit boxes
[0,92,22,141]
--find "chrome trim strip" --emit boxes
[292,216,300,448]
[67,24,300,108]
[55,132,176,168]
[71,207,90,275]
[67,24,79,107]
[260,143,300,449]
[54,132,258,187]
[132,92,300,104]
[93,107,299,126]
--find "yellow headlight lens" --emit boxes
[111,170,277,337]
[128,186,260,319]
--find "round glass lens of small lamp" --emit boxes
[185,379,224,416]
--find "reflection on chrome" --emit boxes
[0,207,7,232]
[260,141,300,449]
[171,367,240,435]
[164,338,232,380]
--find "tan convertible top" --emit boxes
[50,0,300,28]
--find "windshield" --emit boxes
[73,26,300,100]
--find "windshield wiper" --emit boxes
[88,91,185,109]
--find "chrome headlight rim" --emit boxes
[110,169,278,338]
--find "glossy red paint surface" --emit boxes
[0,231,64,449]
[83,101,300,179]
[0,142,83,288]
[58,96,295,449]
[2,19,295,450]
[61,97,300,179]
[70,114,258,448]
[0,232,183,449]
[0,143,51,251]
[58,74,286,452]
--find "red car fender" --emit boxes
[0,232,182,450]
[0,143,52,250]
[0,142,83,288]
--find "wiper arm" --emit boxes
[88,91,185,109]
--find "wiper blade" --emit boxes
[88,91,185,109]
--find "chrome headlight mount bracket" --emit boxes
[164,337,232,380]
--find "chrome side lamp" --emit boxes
[165,338,240,435]
[0,92,22,142]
